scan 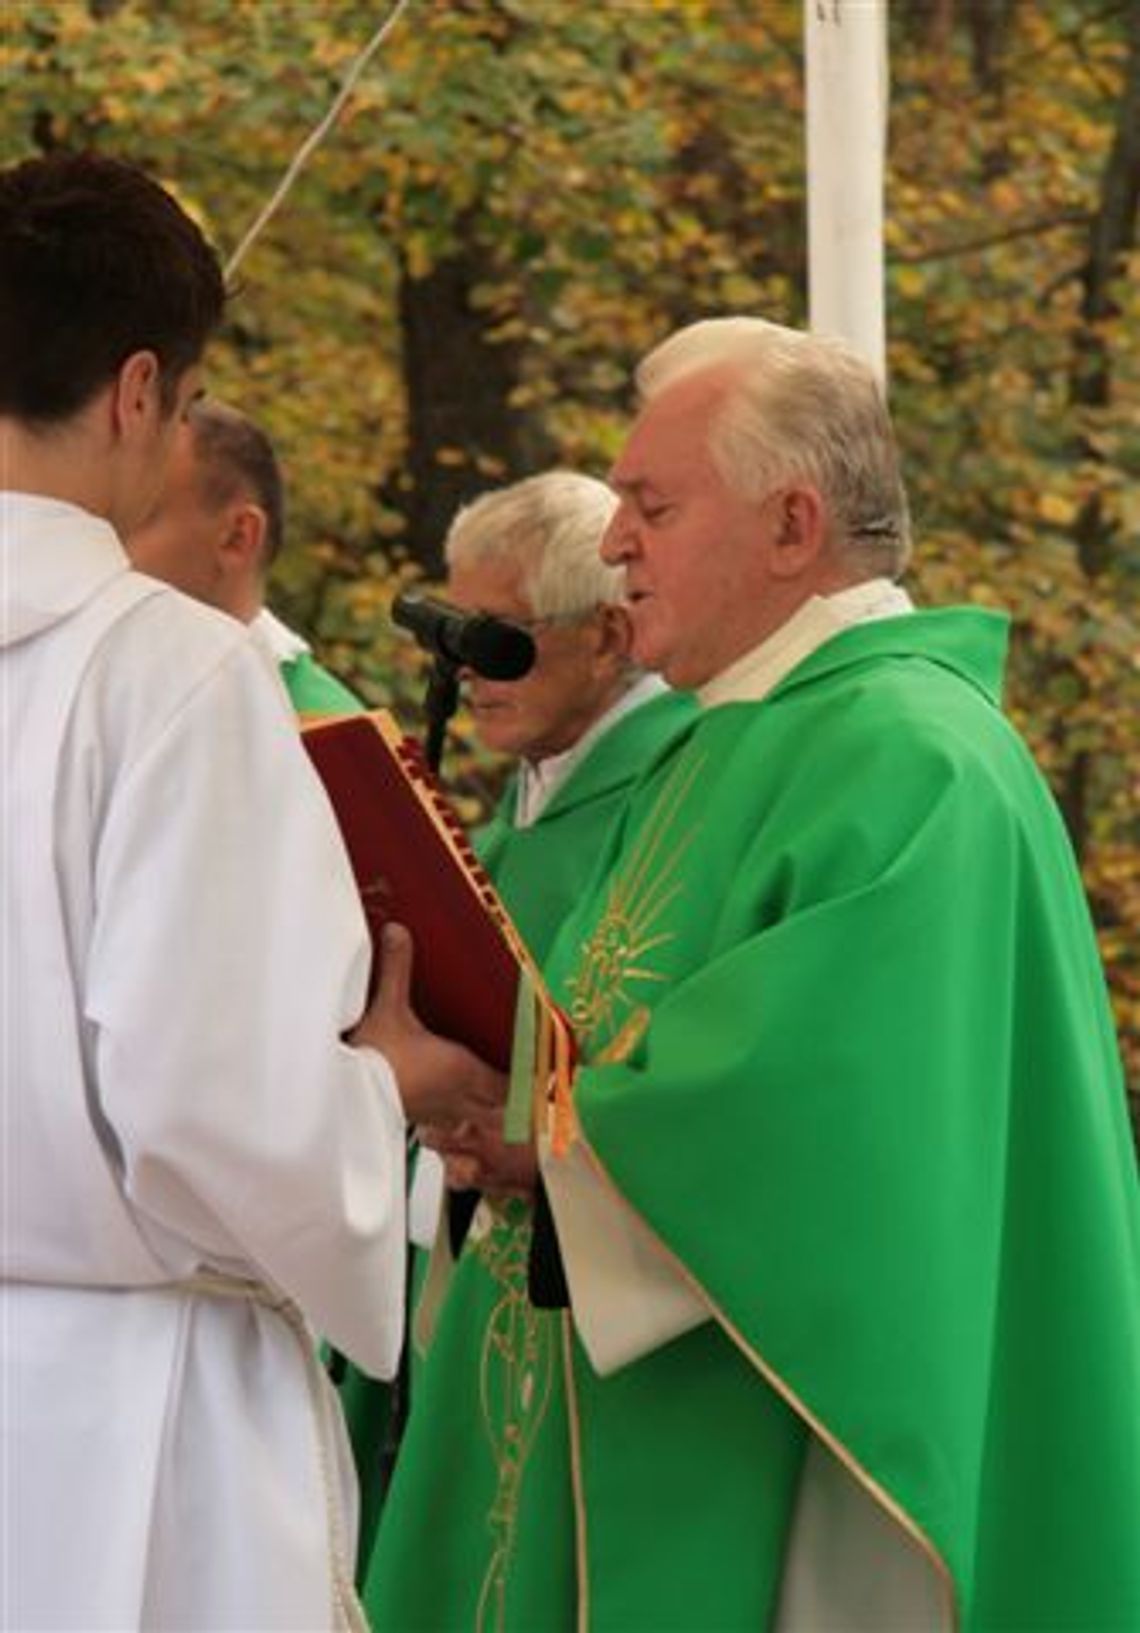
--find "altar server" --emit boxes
[0,150,499,1632]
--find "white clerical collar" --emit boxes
[252,607,310,664]
[697,578,914,710]
[515,672,667,828]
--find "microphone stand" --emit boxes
[421,652,486,1246]
[421,649,570,1306]
[378,651,463,1500]
[422,655,460,775]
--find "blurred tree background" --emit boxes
[3,0,1137,1129]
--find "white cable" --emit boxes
[224,0,412,282]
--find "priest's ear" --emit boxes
[216,500,270,612]
[595,601,636,665]
[220,500,265,563]
[768,485,828,580]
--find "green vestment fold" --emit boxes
[475,688,699,961]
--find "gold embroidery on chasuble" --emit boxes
[470,751,704,1628]
[566,750,705,1060]
[473,1202,556,1633]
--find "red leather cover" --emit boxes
[302,711,528,1071]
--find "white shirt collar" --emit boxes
[697,579,914,709]
[515,672,667,828]
[252,607,310,663]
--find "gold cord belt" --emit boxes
[9,1271,368,1633]
[182,1271,368,1633]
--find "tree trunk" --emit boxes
[1061,2,1140,857]
[966,0,1017,95]
[1070,0,1140,582]
[388,242,557,578]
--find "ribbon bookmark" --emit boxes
[504,969,538,1145]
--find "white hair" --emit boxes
[444,470,622,617]
[637,317,912,574]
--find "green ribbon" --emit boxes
[503,969,536,1144]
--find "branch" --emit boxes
[224,0,411,282]
[893,209,1092,264]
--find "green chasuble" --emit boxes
[280,649,364,720]
[362,688,695,1626]
[365,608,1140,1631]
[475,687,699,961]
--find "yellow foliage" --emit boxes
[4,0,1135,1105]
[1037,492,1078,526]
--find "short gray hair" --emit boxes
[444,471,621,617]
[637,317,911,574]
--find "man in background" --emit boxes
[1,149,499,1632]
[357,470,695,1602]
[128,396,362,717]
[367,317,1140,1630]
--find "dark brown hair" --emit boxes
[0,150,226,422]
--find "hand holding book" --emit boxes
[418,1111,539,1199]
[351,921,507,1128]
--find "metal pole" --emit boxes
[804,0,889,381]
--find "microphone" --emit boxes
[392,590,536,681]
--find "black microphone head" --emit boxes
[391,590,536,681]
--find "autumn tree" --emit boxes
[2,0,1136,1122]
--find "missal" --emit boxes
[302,710,574,1144]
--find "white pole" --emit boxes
[804,0,889,382]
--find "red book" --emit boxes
[302,713,572,1115]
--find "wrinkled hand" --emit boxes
[419,1111,539,1200]
[350,923,507,1128]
